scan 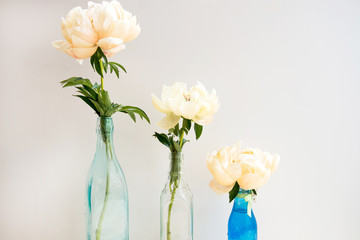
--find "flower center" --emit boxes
[90,19,95,29]
[183,93,191,102]
[243,150,254,155]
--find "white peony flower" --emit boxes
[207,142,280,193]
[52,0,140,60]
[87,0,141,57]
[52,6,98,60]
[152,82,219,129]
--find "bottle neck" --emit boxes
[168,152,184,182]
[233,189,252,211]
[95,117,115,158]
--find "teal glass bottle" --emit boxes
[228,189,257,240]
[160,152,193,240]
[85,117,129,240]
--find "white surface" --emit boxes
[1,0,360,239]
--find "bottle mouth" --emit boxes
[169,152,184,160]
[169,153,183,178]
[236,189,252,198]
[96,117,114,134]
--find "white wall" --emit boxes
[0,0,359,239]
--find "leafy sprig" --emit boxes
[60,47,150,124]
[61,77,149,122]
[153,118,203,153]
[90,48,127,79]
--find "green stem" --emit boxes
[166,154,181,240]
[179,130,185,148]
[99,59,104,91]
[95,140,112,240]
[167,183,177,240]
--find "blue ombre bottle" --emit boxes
[228,189,257,240]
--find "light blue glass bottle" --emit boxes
[85,117,129,240]
[228,189,257,240]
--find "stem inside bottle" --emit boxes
[96,117,114,240]
[167,152,183,240]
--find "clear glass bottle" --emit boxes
[228,189,257,240]
[160,152,193,240]
[85,117,129,240]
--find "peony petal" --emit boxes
[98,5,118,39]
[52,40,71,51]
[97,37,125,57]
[71,34,96,48]
[207,152,236,186]
[192,115,213,125]
[167,98,184,116]
[65,46,98,59]
[71,27,98,45]
[162,82,187,100]
[152,93,170,114]
[123,23,141,42]
[97,37,123,49]
[88,4,107,38]
[261,172,271,186]
[270,154,280,172]
[158,113,181,130]
[110,0,124,17]
[102,44,126,57]
[209,179,234,195]
[109,20,130,39]
[262,152,273,169]
[195,102,211,118]
[65,7,83,27]
[61,17,72,44]
[224,161,242,181]
[237,173,264,190]
[179,101,200,120]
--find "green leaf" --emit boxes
[60,77,79,84]
[74,95,100,116]
[100,90,112,109]
[92,82,101,90]
[172,141,181,152]
[127,111,136,122]
[94,59,103,78]
[109,63,120,78]
[181,139,189,148]
[103,61,108,73]
[153,132,170,148]
[82,85,98,100]
[110,62,127,73]
[174,124,180,137]
[229,182,240,203]
[168,136,174,152]
[97,90,107,109]
[112,103,121,110]
[90,54,96,70]
[182,118,191,131]
[61,77,92,88]
[118,106,150,123]
[75,87,92,99]
[97,48,108,65]
[252,189,257,196]
[194,123,203,140]
[90,99,105,116]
